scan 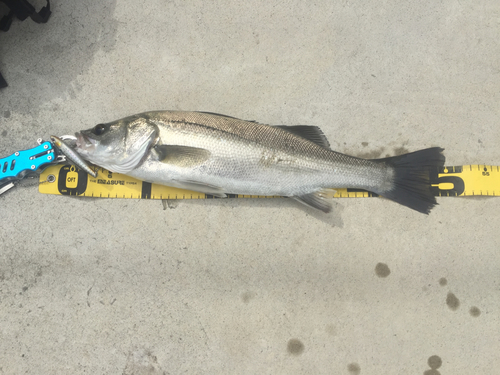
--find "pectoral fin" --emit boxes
[155,145,211,168]
[292,189,336,213]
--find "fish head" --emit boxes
[75,115,159,173]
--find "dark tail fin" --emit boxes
[372,147,445,214]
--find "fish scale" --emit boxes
[143,111,388,192]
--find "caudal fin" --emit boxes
[373,147,445,214]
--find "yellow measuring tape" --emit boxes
[38,164,500,199]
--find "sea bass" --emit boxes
[74,111,445,213]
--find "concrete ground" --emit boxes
[1,1,499,374]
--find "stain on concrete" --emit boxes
[428,355,442,369]
[162,199,179,210]
[241,291,255,303]
[393,146,409,156]
[375,263,391,278]
[1,130,6,137]
[325,324,336,336]
[2,2,118,114]
[122,348,165,375]
[423,355,442,374]
[446,292,460,311]
[438,277,447,286]
[287,339,304,356]
[3,110,10,118]
[361,142,368,147]
[353,147,384,159]
[86,286,93,307]
[347,362,361,374]
[469,306,481,317]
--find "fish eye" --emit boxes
[92,124,107,136]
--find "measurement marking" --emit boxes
[38,164,500,200]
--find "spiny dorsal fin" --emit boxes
[275,125,331,150]
[196,113,331,149]
[197,111,239,119]
[196,111,257,123]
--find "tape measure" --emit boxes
[38,164,500,199]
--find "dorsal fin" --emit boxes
[275,125,331,150]
[195,112,331,149]
[196,111,257,123]
[196,111,240,119]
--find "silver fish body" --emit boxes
[75,111,445,213]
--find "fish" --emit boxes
[74,111,445,213]
[50,135,98,178]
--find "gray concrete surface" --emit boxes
[1,1,499,374]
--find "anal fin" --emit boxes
[292,189,336,213]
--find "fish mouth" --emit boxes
[75,132,96,154]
